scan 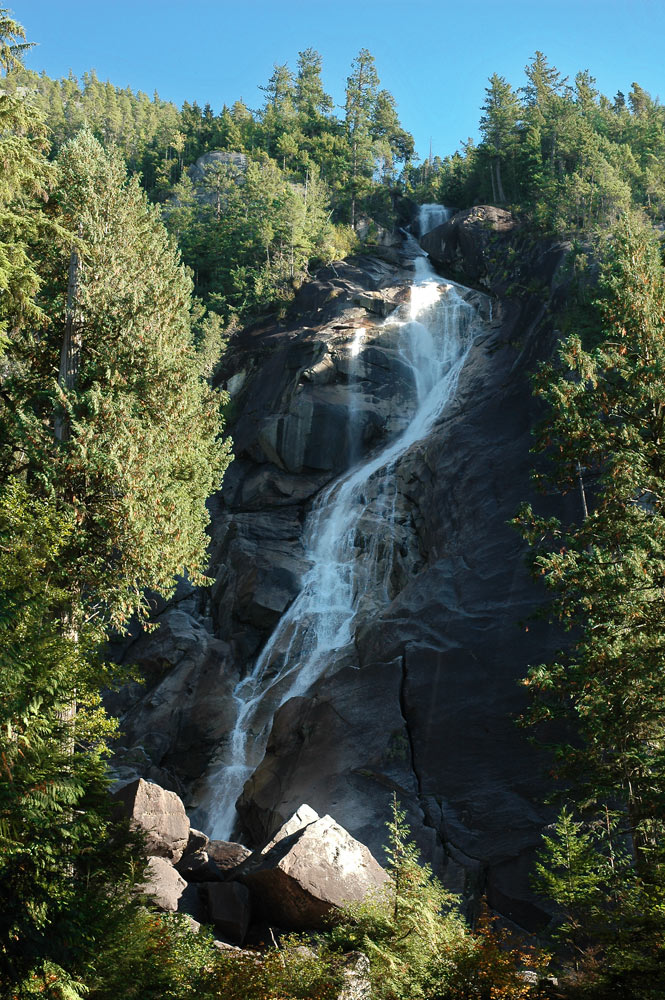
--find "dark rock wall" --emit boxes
[115,213,578,930]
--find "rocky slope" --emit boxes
[112,207,579,930]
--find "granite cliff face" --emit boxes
[114,207,578,929]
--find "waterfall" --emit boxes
[418,203,451,237]
[198,207,481,839]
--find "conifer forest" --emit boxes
[3,5,665,998]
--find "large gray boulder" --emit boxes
[238,812,389,930]
[207,839,253,873]
[204,882,252,944]
[261,804,320,853]
[420,205,517,285]
[113,778,190,862]
[175,849,225,883]
[140,856,187,912]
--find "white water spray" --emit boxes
[418,203,451,237]
[199,208,482,838]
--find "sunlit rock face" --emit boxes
[116,208,577,930]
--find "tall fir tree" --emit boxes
[515,218,665,872]
[2,130,231,630]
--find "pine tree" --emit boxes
[515,218,665,869]
[2,129,231,630]
[295,48,333,133]
[331,795,469,1000]
[344,48,380,228]
[479,73,520,203]
[0,482,141,991]
[534,808,609,960]
[0,14,51,349]
[0,8,31,73]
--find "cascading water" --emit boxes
[198,207,482,839]
[417,203,451,237]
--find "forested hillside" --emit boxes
[4,49,414,319]
[4,4,665,997]
[415,52,665,232]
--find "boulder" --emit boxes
[238,813,389,930]
[353,287,406,317]
[338,952,371,1000]
[178,882,208,924]
[204,882,252,944]
[112,778,190,862]
[420,205,517,284]
[185,827,209,853]
[261,804,319,853]
[207,839,253,873]
[175,849,225,883]
[140,856,187,912]
[176,825,226,882]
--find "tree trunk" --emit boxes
[55,241,83,748]
[351,138,357,229]
[494,159,507,204]
[489,163,497,204]
[55,244,83,443]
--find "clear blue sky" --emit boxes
[15,0,665,161]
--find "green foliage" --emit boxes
[0,17,233,997]
[2,129,231,628]
[13,907,343,1000]
[5,46,414,323]
[0,481,141,991]
[534,807,613,960]
[0,8,31,74]
[165,151,349,319]
[423,51,665,233]
[0,76,53,348]
[515,220,665,849]
[330,799,472,1000]
[516,220,665,993]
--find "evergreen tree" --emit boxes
[330,795,470,1000]
[0,14,51,348]
[0,7,31,73]
[479,73,520,203]
[295,47,333,131]
[2,130,230,630]
[534,807,610,961]
[0,483,142,991]
[515,220,665,863]
[344,48,380,227]
[371,88,414,184]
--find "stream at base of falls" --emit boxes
[197,205,485,840]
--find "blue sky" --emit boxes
[15,0,665,161]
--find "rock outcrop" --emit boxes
[113,777,190,862]
[133,790,387,949]
[420,205,517,285]
[204,882,252,943]
[113,210,579,929]
[141,856,188,911]
[237,810,389,930]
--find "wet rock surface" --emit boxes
[114,211,577,928]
